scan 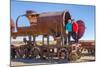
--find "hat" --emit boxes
[26,10,39,16]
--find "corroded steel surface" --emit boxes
[11,19,15,33]
[13,10,71,36]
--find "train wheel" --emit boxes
[30,47,40,59]
[77,49,82,59]
[58,48,68,59]
[68,52,79,61]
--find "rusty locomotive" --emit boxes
[11,10,86,60]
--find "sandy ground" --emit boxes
[11,55,95,67]
[11,41,95,67]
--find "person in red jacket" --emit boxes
[72,20,78,43]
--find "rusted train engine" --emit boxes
[11,10,85,60]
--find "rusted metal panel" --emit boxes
[11,19,15,33]
[13,10,71,36]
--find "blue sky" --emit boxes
[11,0,95,40]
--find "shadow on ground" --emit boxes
[11,55,95,66]
[12,58,69,64]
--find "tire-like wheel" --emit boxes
[58,48,68,59]
[77,49,82,59]
[68,52,79,61]
[30,47,40,59]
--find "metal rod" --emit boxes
[47,36,49,45]
[42,35,44,45]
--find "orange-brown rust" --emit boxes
[11,19,15,33]
[13,10,71,37]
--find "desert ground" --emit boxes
[11,55,95,67]
[11,40,95,67]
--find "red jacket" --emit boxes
[72,22,78,33]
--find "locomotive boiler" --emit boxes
[12,10,85,40]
